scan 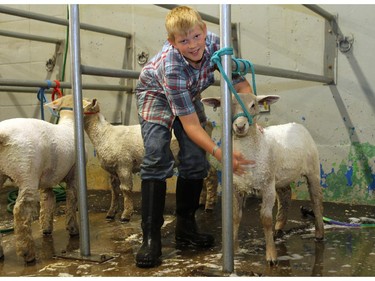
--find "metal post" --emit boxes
[220,4,234,274]
[69,4,91,257]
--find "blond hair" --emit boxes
[165,6,205,42]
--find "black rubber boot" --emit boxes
[135,180,166,268]
[175,177,214,248]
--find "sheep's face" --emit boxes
[201,93,280,136]
[232,93,258,137]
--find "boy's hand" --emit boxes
[256,123,264,134]
[233,151,255,176]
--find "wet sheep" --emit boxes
[0,95,81,263]
[202,92,324,265]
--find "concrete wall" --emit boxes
[0,4,374,204]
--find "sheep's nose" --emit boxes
[235,123,246,132]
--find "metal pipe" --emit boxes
[69,4,91,257]
[254,64,334,84]
[81,62,333,85]
[81,65,140,79]
[303,4,336,22]
[0,5,131,39]
[0,29,62,44]
[0,79,133,92]
[232,60,333,84]
[220,4,234,274]
[0,85,132,93]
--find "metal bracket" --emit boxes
[137,51,149,66]
[337,34,354,53]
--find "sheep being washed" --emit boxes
[202,92,324,265]
[0,95,81,263]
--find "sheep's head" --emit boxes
[202,93,280,137]
[83,98,100,115]
[44,95,96,116]
[44,94,75,111]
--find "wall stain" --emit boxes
[295,142,375,205]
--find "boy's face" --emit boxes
[169,24,207,65]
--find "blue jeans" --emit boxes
[139,116,209,181]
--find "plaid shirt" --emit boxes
[135,31,245,130]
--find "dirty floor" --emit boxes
[0,186,375,277]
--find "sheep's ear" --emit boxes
[201,97,221,109]
[256,95,280,106]
[92,98,100,111]
[44,96,63,109]
[82,98,92,109]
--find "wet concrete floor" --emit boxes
[0,186,375,277]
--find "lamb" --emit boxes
[0,95,80,263]
[82,97,180,222]
[202,92,324,265]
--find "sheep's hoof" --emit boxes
[274,229,285,239]
[105,216,115,222]
[120,218,130,223]
[42,230,52,236]
[23,253,36,265]
[25,258,36,265]
[69,232,79,237]
[267,259,278,267]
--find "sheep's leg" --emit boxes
[307,175,324,240]
[39,188,56,235]
[13,186,38,263]
[64,177,79,236]
[204,167,218,211]
[260,183,277,266]
[0,231,3,259]
[106,174,120,220]
[121,189,134,222]
[0,174,6,189]
[274,186,291,239]
[199,183,207,208]
[232,190,245,252]
[0,175,7,257]
[118,171,134,222]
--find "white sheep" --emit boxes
[0,95,80,263]
[82,97,143,222]
[202,92,324,265]
[82,98,180,222]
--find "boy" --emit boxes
[135,6,254,268]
